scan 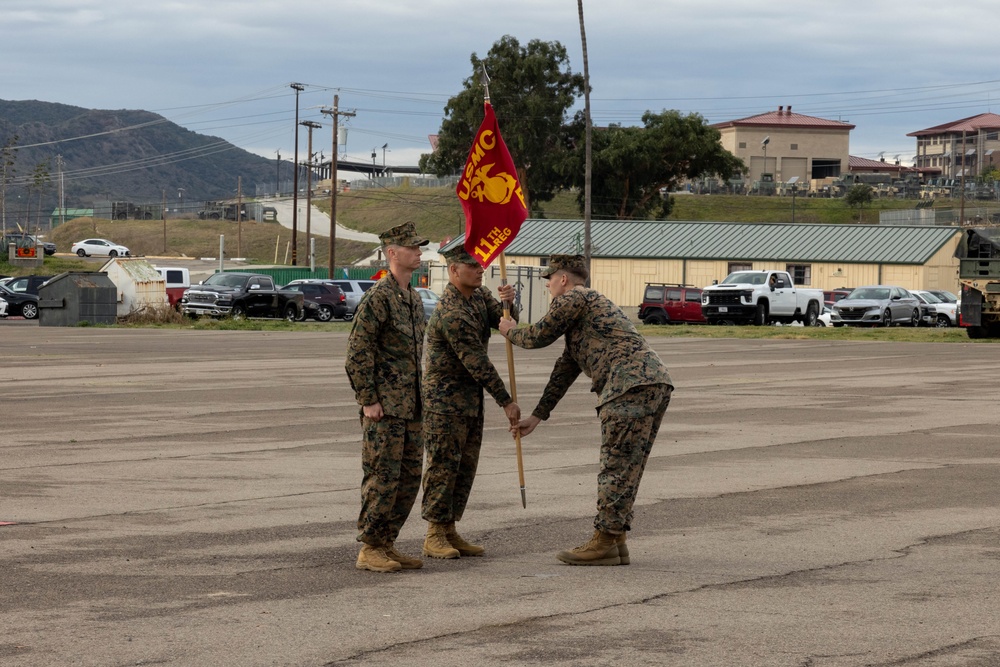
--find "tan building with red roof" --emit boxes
[907,112,1000,180]
[711,106,855,189]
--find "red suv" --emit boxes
[638,283,706,324]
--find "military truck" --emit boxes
[956,228,1000,338]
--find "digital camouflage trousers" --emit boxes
[357,415,423,546]
[420,410,484,524]
[595,383,672,535]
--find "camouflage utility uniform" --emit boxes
[421,283,518,524]
[345,273,425,547]
[506,286,673,535]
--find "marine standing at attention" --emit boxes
[345,221,428,573]
[420,245,520,559]
[498,254,673,566]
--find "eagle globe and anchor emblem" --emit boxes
[466,162,520,205]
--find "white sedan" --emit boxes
[0,296,7,318]
[71,238,131,257]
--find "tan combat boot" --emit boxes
[616,533,630,565]
[445,522,485,557]
[422,522,460,559]
[385,543,423,569]
[356,544,402,573]
[555,530,621,566]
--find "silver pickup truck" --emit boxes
[701,270,824,326]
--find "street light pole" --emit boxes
[274,150,281,196]
[290,82,305,265]
[382,143,389,171]
[301,120,322,270]
[321,95,355,280]
[371,148,377,178]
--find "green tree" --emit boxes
[421,35,584,213]
[845,183,873,221]
[28,159,51,233]
[570,110,745,219]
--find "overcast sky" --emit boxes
[4,0,999,176]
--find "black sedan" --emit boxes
[0,283,39,319]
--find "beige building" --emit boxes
[712,107,855,189]
[908,112,1000,179]
[447,220,962,313]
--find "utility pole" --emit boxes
[237,176,243,258]
[56,154,64,230]
[290,82,305,265]
[301,120,322,270]
[162,188,167,253]
[321,95,355,279]
[274,149,281,196]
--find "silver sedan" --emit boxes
[831,286,920,327]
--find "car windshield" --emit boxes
[929,290,957,303]
[847,288,890,301]
[917,291,942,303]
[721,272,766,285]
[202,274,249,288]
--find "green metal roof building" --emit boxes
[444,220,961,309]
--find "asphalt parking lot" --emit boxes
[1,326,999,666]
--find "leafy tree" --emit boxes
[421,35,584,213]
[845,183,873,221]
[27,160,51,233]
[569,110,745,219]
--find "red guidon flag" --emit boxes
[456,102,528,268]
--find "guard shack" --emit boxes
[37,272,117,327]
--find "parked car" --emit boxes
[926,289,958,304]
[282,282,348,321]
[911,289,957,327]
[0,274,53,295]
[154,267,191,309]
[638,283,706,324]
[830,286,920,327]
[818,304,834,327]
[2,232,56,256]
[329,279,377,319]
[823,288,852,307]
[71,238,130,257]
[415,287,440,321]
[0,283,39,319]
[0,295,7,318]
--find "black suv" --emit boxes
[2,233,56,256]
[1,274,53,295]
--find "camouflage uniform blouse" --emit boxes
[345,274,425,420]
[506,287,673,420]
[422,284,518,416]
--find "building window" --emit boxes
[987,132,998,141]
[728,262,752,273]
[811,159,841,179]
[739,142,747,149]
[790,143,798,150]
[786,264,811,285]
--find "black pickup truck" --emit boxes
[180,272,305,320]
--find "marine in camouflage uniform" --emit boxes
[345,221,428,572]
[420,245,519,559]
[499,254,673,566]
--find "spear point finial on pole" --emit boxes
[480,64,491,104]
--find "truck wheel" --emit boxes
[284,304,299,321]
[644,313,668,325]
[316,305,334,322]
[752,303,768,326]
[804,303,819,327]
[230,305,247,320]
[967,325,986,339]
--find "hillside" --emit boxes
[0,99,277,213]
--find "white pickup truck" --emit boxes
[701,270,824,326]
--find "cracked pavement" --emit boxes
[1,327,998,666]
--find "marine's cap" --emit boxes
[541,254,587,278]
[440,244,479,265]
[378,221,429,247]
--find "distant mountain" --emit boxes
[0,99,280,217]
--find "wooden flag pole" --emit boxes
[498,250,526,508]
